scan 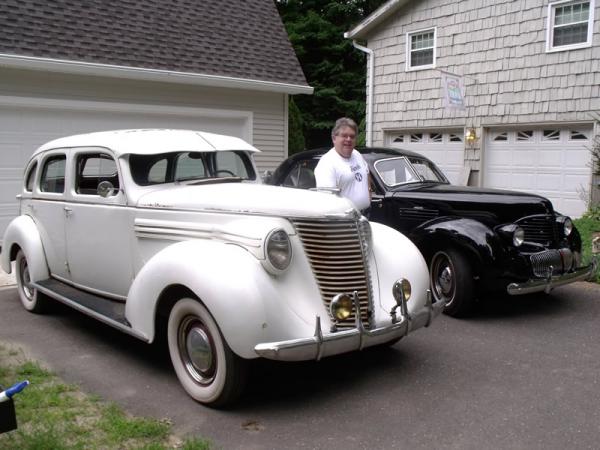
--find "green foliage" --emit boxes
[573,206,600,283]
[288,97,305,155]
[277,0,387,148]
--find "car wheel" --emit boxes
[167,297,247,407]
[15,250,49,313]
[429,249,475,317]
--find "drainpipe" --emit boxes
[351,40,374,147]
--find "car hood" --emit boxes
[389,183,555,223]
[136,182,356,218]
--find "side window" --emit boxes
[40,155,66,193]
[148,159,168,184]
[25,161,38,192]
[406,28,436,70]
[282,161,316,189]
[175,152,207,181]
[214,151,252,178]
[547,0,594,52]
[75,153,119,196]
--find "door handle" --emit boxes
[64,206,73,217]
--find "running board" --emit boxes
[32,279,149,342]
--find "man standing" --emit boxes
[314,117,371,216]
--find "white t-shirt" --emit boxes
[314,147,370,211]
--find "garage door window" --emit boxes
[40,155,66,193]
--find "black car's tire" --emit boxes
[429,249,475,317]
[15,250,49,314]
[167,297,247,407]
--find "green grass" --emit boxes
[574,206,600,283]
[0,344,212,450]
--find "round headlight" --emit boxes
[563,217,573,237]
[266,229,292,272]
[330,294,353,321]
[513,226,525,247]
[392,278,412,303]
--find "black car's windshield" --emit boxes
[129,151,256,186]
[373,156,447,187]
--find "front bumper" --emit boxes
[254,290,444,361]
[506,259,597,295]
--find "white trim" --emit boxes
[351,41,374,146]
[0,94,254,143]
[284,95,289,159]
[546,0,595,52]
[406,27,437,71]
[0,53,314,95]
[344,0,410,40]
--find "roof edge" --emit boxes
[0,53,314,95]
[344,0,411,40]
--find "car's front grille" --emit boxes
[530,249,565,277]
[291,218,371,329]
[516,214,557,245]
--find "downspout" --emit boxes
[351,40,374,147]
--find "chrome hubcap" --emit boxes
[19,259,33,300]
[439,266,453,294]
[178,316,215,385]
[432,254,454,302]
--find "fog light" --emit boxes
[330,294,353,321]
[392,278,412,303]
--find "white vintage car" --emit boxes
[0,129,444,406]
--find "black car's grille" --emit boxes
[398,207,439,221]
[530,249,568,277]
[515,215,557,245]
[291,218,371,329]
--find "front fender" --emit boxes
[1,215,49,281]
[125,240,270,358]
[409,217,502,268]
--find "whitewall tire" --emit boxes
[15,250,48,313]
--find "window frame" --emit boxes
[406,27,437,71]
[546,0,595,52]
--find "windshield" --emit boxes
[129,151,256,186]
[373,156,448,187]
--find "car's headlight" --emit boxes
[556,216,573,237]
[497,224,524,247]
[263,228,292,274]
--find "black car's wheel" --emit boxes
[15,250,49,313]
[429,248,475,317]
[167,297,247,407]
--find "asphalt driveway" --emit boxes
[0,282,599,449]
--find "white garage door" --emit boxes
[484,127,593,218]
[0,100,250,241]
[388,130,465,184]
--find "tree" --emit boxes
[277,0,387,148]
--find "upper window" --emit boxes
[547,0,594,52]
[25,161,38,192]
[406,28,436,70]
[75,153,119,196]
[40,155,66,193]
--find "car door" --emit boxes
[65,149,133,299]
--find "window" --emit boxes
[543,130,561,141]
[449,134,463,142]
[492,132,508,141]
[40,155,66,193]
[76,153,119,195]
[517,131,534,141]
[410,133,424,143]
[547,1,594,51]
[430,133,443,143]
[569,130,589,140]
[406,28,436,70]
[25,161,37,192]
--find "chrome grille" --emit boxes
[530,249,563,277]
[516,215,557,245]
[292,218,371,329]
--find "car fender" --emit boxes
[125,239,270,359]
[0,215,49,281]
[370,221,430,315]
[408,217,502,267]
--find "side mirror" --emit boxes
[97,180,115,198]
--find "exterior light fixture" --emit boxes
[465,128,477,145]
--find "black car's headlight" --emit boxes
[263,228,292,274]
[556,216,573,237]
[497,224,524,247]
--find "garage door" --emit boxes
[388,130,465,184]
[0,101,250,241]
[484,127,593,218]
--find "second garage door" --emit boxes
[484,127,593,218]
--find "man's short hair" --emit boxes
[332,117,358,139]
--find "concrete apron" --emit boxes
[0,263,16,287]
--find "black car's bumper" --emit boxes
[506,259,597,295]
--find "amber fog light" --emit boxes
[392,278,412,303]
[330,294,353,321]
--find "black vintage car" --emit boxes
[265,147,596,317]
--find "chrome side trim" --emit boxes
[506,261,596,296]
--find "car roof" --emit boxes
[34,129,261,157]
[286,146,429,162]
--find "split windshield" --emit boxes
[373,156,447,187]
[129,151,256,186]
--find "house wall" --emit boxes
[364,0,600,162]
[0,68,288,172]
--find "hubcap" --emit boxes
[432,254,455,302]
[19,258,33,300]
[178,316,216,385]
[438,266,453,294]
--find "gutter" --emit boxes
[348,40,374,147]
[0,54,314,95]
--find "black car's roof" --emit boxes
[283,146,430,163]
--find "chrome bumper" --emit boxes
[506,259,597,296]
[254,290,445,362]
